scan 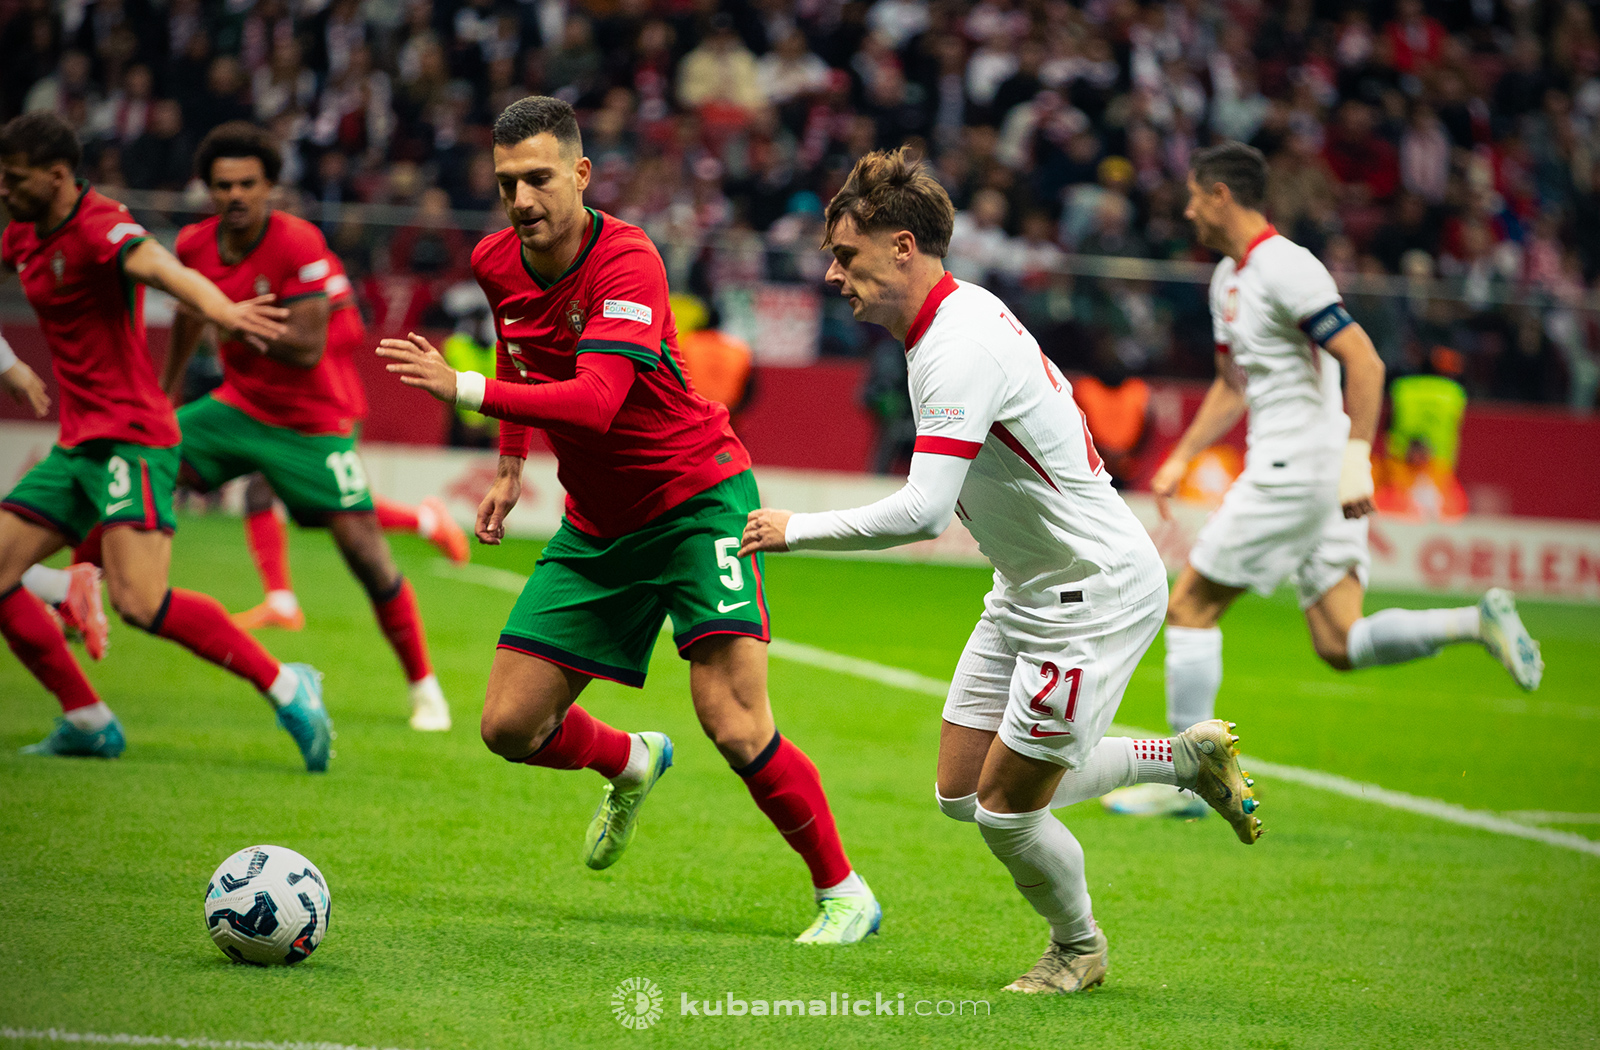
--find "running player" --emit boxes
[1104,142,1543,818]
[740,148,1260,992]
[0,112,329,767]
[377,96,878,943]
[159,122,451,732]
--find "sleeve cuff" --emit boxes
[455,370,487,411]
[783,512,813,551]
[0,332,16,374]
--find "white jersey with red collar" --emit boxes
[1209,226,1354,475]
[788,272,1161,601]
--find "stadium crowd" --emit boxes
[2,0,1599,406]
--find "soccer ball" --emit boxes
[204,845,331,965]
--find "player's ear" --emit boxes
[894,229,917,264]
[573,156,592,192]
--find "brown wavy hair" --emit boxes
[823,146,955,259]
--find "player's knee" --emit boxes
[106,576,163,628]
[479,707,545,759]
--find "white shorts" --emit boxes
[941,576,1166,769]
[1189,475,1370,609]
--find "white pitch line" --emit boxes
[0,1028,422,1050]
[432,559,1600,858]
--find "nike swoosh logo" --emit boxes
[503,316,524,326]
[339,492,367,507]
[716,600,751,613]
[105,499,134,513]
[1029,726,1071,738]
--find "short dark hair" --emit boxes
[492,96,582,156]
[824,146,955,259]
[1190,141,1269,210]
[195,121,282,184]
[0,112,81,171]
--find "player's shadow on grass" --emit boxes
[544,903,798,940]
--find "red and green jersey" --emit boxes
[1,183,177,448]
[175,210,364,436]
[471,208,749,537]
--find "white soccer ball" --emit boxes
[203,845,331,966]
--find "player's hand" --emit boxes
[219,293,289,352]
[1150,455,1188,522]
[0,359,50,417]
[377,332,459,403]
[475,471,522,545]
[739,508,793,556]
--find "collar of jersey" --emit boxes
[904,270,958,352]
[1236,224,1278,270]
[521,208,602,291]
[35,179,90,242]
[216,208,274,266]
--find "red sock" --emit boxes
[373,497,420,532]
[244,508,293,594]
[73,524,104,568]
[151,588,280,692]
[738,734,853,888]
[0,584,101,712]
[521,703,631,778]
[373,577,431,682]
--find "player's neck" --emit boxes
[1222,211,1274,265]
[38,179,85,235]
[887,260,950,343]
[219,212,271,264]
[522,207,592,285]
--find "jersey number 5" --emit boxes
[1029,662,1083,722]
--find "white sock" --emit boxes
[936,786,979,822]
[266,590,299,617]
[1347,607,1482,669]
[265,665,298,708]
[65,701,114,731]
[816,869,867,901]
[409,673,444,701]
[1165,625,1222,733]
[612,733,649,786]
[1049,738,1136,808]
[416,502,438,538]
[976,804,1097,950]
[22,564,71,606]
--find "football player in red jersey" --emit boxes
[378,96,880,944]
[0,113,331,769]
[159,122,452,732]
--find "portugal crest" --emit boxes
[254,274,271,296]
[50,250,65,285]
[566,299,585,333]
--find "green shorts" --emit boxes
[3,440,179,544]
[177,395,373,525]
[499,470,771,687]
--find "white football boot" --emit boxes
[1479,588,1543,691]
[408,674,452,731]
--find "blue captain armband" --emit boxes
[1299,302,1355,345]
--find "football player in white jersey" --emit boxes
[740,148,1262,995]
[1104,142,1543,820]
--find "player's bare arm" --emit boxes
[122,239,288,349]
[1321,323,1385,519]
[1151,350,1247,521]
[739,509,793,556]
[0,357,49,417]
[159,306,207,401]
[377,332,458,402]
[474,456,523,546]
[260,295,331,369]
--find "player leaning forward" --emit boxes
[378,96,878,943]
[0,112,330,767]
[1107,143,1542,818]
[741,148,1261,993]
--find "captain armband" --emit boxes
[1299,302,1355,346]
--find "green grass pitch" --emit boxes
[2,514,1597,1049]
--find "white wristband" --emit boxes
[454,370,486,411]
[1338,438,1374,505]
[0,331,16,374]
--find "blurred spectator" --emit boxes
[122,99,191,190]
[89,63,154,145]
[678,14,763,115]
[25,51,98,119]
[946,188,1011,284]
[758,27,830,111]
[1324,100,1400,202]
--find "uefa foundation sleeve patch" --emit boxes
[602,299,653,325]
